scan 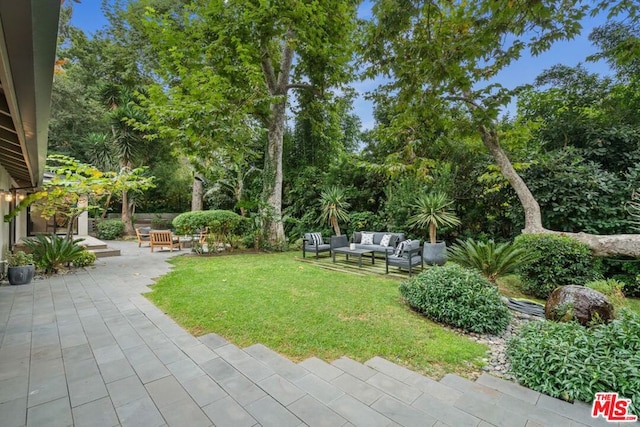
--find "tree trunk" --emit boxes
[121,189,135,235]
[192,173,204,211]
[235,167,245,217]
[479,125,544,233]
[260,31,295,247]
[262,99,287,246]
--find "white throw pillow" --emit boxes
[361,233,374,245]
[379,234,392,247]
[394,239,410,257]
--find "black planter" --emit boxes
[423,242,447,266]
[7,265,35,285]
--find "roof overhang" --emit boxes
[0,1,61,188]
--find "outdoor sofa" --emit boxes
[351,231,405,255]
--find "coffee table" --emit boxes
[332,247,375,268]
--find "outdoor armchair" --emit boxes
[385,240,423,276]
[302,232,331,258]
[149,230,181,252]
[135,227,151,247]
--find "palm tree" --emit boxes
[408,192,460,244]
[318,186,350,236]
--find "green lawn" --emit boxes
[146,252,487,378]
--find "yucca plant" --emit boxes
[318,186,350,236]
[23,234,85,274]
[447,238,532,283]
[407,192,460,244]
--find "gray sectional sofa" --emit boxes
[351,231,405,255]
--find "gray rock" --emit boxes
[545,285,614,325]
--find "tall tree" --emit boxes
[362,0,640,257]
[138,0,359,247]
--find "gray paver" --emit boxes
[217,370,267,406]
[199,332,228,349]
[476,373,540,405]
[181,374,228,407]
[332,372,385,405]
[68,374,109,408]
[403,373,463,405]
[26,396,73,427]
[288,395,348,427]
[440,373,504,404]
[294,373,345,405]
[97,357,136,384]
[106,375,148,408]
[258,374,306,406]
[202,395,257,427]
[372,395,438,427]
[71,396,119,427]
[28,373,68,408]
[232,355,276,382]
[159,398,212,427]
[412,393,481,427]
[0,397,27,427]
[366,356,414,382]
[454,393,527,427]
[299,357,343,381]
[329,394,395,427]
[0,375,29,404]
[244,344,308,381]
[115,396,166,427]
[146,376,190,408]
[331,356,377,381]
[366,372,423,405]
[245,395,302,427]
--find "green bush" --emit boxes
[399,264,511,334]
[150,215,173,230]
[96,220,125,240]
[172,210,248,236]
[515,234,600,299]
[600,257,640,298]
[73,249,97,268]
[507,311,640,415]
[447,238,532,283]
[23,234,85,274]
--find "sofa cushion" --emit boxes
[353,232,362,243]
[379,234,393,247]
[361,233,375,245]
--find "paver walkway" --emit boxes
[0,241,635,427]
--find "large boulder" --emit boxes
[545,285,614,325]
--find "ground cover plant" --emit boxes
[146,253,487,378]
[507,310,640,416]
[400,264,511,334]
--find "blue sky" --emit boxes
[70,1,613,130]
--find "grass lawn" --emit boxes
[146,252,487,378]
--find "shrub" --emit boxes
[447,238,533,283]
[515,234,600,299]
[96,220,125,240]
[586,279,627,311]
[172,210,248,237]
[23,234,85,274]
[6,250,34,266]
[599,257,640,298]
[399,264,510,334]
[150,215,172,230]
[72,249,97,268]
[507,310,640,415]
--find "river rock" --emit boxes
[544,285,614,325]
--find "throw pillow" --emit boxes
[310,232,324,246]
[353,232,362,243]
[379,234,392,247]
[394,239,410,257]
[361,233,375,245]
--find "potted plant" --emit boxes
[6,250,35,285]
[407,191,460,265]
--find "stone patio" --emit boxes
[0,240,634,426]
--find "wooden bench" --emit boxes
[149,230,181,252]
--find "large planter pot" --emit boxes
[423,242,447,266]
[7,265,35,286]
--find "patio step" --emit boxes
[89,247,121,258]
[194,333,615,426]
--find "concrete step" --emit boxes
[89,247,121,258]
